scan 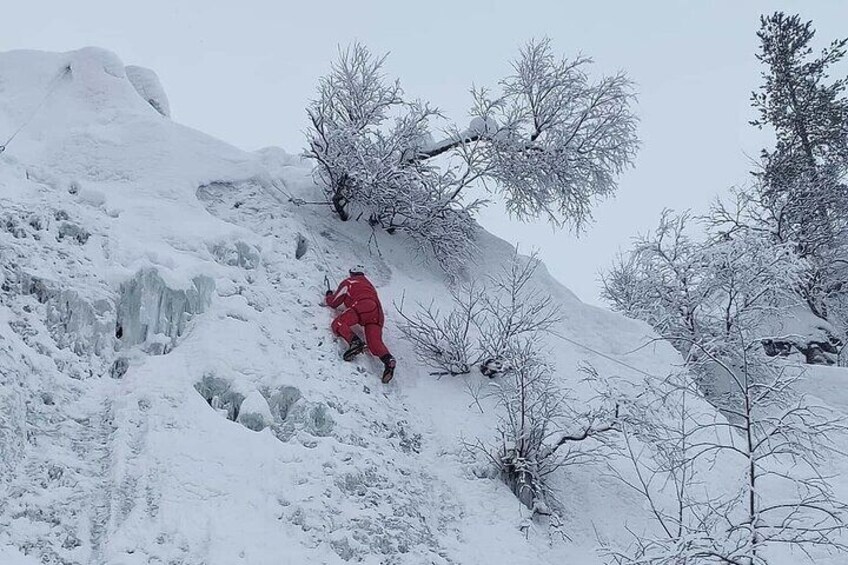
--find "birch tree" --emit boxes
[306,39,638,273]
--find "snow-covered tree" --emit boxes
[603,212,847,564]
[604,345,847,565]
[306,39,638,273]
[465,38,639,231]
[602,210,707,356]
[601,371,720,565]
[752,13,848,239]
[305,43,483,272]
[485,344,618,514]
[602,210,804,369]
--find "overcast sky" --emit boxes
[2,1,847,304]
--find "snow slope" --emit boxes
[0,47,844,565]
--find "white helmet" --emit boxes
[350,264,366,275]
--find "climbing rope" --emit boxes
[266,178,337,284]
[548,328,661,379]
[304,221,334,275]
[0,65,71,155]
[269,177,331,207]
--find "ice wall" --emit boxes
[116,269,214,352]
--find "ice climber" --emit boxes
[325,265,396,383]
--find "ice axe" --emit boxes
[321,275,333,307]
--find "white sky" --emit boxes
[2,1,846,304]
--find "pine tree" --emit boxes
[751,13,848,320]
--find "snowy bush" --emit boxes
[398,249,617,513]
[396,249,560,376]
[306,39,638,273]
[483,345,618,513]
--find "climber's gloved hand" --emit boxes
[325,289,333,297]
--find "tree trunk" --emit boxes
[515,469,535,510]
[331,174,351,221]
[744,373,759,565]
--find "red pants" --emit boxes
[331,299,390,358]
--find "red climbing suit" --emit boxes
[325,273,390,358]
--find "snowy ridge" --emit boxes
[0,47,845,565]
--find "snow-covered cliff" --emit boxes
[0,47,844,565]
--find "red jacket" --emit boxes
[326,274,384,326]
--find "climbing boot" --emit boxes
[343,336,366,361]
[381,354,396,384]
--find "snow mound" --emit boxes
[125,65,171,117]
[468,115,499,136]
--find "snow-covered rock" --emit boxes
[467,115,499,137]
[762,304,843,364]
[237,390,273,431]
[115,268,214,349]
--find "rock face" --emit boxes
[125,65,171,117]
[762,326,843,366]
